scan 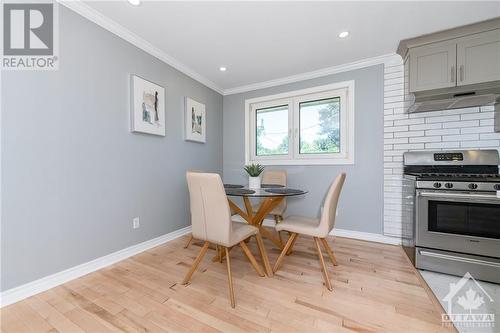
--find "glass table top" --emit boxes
[224,184,308,197]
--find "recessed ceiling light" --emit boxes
[128,0,141,6]
[219,66,227,72]
[338,31,350,39]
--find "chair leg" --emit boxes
[182,241,210,285]
[184,234,194,248]
[240,240,265,277]
[255,233,273,277]
[313,237,333,291]
[320,238,338,266]
[273,233,298,273]
[274,215,284,247]
[225,247,236,308]
[286,233,299,255]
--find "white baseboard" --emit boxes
[0,226,192,308]
[234,216,401,245]
[331,228,401,245]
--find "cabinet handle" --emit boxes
[459,65,464,82]
[451,66,455,82]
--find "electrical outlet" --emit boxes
[133,217,140,229]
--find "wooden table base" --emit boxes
[226,196,286,276]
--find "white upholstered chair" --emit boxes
[182,172,267,308]
[273,173,346,290]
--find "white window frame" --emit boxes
[245,81,355,165]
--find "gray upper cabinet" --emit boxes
[407,28,500,93]
[409,42,457,92]
[456,29,500,86]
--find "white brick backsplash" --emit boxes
[394,118,425,126]
[385,77,404,86]
[426,115,461,123]
[409,123,442,131]
[480,105,495,112]
[425,128,459,136]
[385,114,409,121]
[442,133,479,142]
[385,90,404,98]
[461,126,494,134]
[384,125,409,133]
[443,120,479,128]
[424,142,461,149]
[409,136,441,143]
[480,119,495,126]
[385,138,409,145]
[394,130,425,138]
[461,140,500,148]
[393,143,425,150]
[460,112,494,120]
[382,60,500,238]
[480,133,500,140]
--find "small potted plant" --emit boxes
[244,164,264,189]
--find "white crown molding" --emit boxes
[57,0,224,95]
[233,217,401,245]
[56,1,402,97]
[0,226,191,308]
[223,53,402,95]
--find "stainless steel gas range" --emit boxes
[403,150,500,284]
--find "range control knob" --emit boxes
[433,182,442,189]
[495,184,500,190]
[445,183,454,189]
[468,183,478,190]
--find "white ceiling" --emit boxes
[82,1,500,93]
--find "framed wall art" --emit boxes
[130,75,165,136]
[185,97,206,143]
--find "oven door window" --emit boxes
[428,201,500,239]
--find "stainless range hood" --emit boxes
[407,81,500,113]
[406,81,500,132]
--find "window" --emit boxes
[245,81,354,165]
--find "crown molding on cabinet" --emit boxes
[397,17,500,58]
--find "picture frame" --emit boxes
[130,75,166,136]
[185,97,206,143]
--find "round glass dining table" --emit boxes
[223,184,308,276]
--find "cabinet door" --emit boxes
[457,29,500,86]
[409,42,457,92]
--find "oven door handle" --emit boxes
[418,191,500,201]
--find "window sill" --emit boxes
[247,157,354,166]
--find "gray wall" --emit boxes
[1,7,223,291]
[223,65,384,234]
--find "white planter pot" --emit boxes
[248,176,261,189]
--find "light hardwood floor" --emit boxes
[1,232,455,332]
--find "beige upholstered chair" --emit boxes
[259,170,287,221]
[182,172,267,308]
[273,173,346,290]
[252,170,288,244]
[184,170,239,249]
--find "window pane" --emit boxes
[299,97,340,154]
[256,105,288,156]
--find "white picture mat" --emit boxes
[130,75,165,136]
[185,97,206,143]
